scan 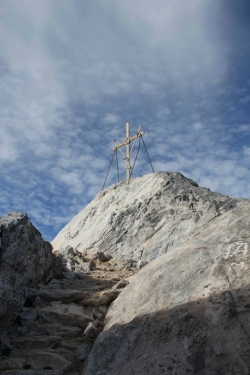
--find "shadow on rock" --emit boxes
[83,285,250,375]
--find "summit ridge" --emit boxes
[52,171,245,266]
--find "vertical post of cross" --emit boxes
[126,122,130,183]
[113,122,145,183]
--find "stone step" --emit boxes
[26,290,89,304]
[2,350,75,371]
[16,321,83,338]
[57,338,84,352]
[0,357,26,372]
[10,335,86,354]
[38,304,93,328]
[18,308,38,321]
[41,323,82,338]
[1,370,63,375]
[10,336,62,350]
[10,346,75,362]
[0,260,132,374]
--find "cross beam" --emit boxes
[113,122,145,183]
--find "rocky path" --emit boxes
[0,256,136,375]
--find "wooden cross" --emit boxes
[113,122,145,183]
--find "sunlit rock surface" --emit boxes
[51,171,250,374]
[52,171,248,266]
[85,240,250,374]
[1,172,246,374]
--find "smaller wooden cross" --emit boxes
[113,122,145,183]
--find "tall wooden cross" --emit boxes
[113,122,145,183]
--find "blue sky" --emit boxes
[1,0,250,241]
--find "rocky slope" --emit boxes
[0,253,135,375]
[52,171,245,267]
[52,171,250,374]
[1,172,250,374]
[0,212,62,334]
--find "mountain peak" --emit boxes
[52,171,241,266]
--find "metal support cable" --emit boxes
[102,151,115,190]
[115,149,120,182]
[130,137,141,178]
[130,138,137,156]
[141,136,155,173]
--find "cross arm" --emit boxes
[113,131,145,151]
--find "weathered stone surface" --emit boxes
[19,308,38,321]
[2,172,250,374]
[83,322,98,340]
[27,289,88,303]
[84,240,250,374]
[53,172,250,373]
[75,343,92,361]
[11,335,62,350]
[52,172,249,269]
[0,357,26,372]
[112,280,128,290]
[0,259,133,375]
[96,252,109,263]
[1,371,63,375]
[137,260,148,269]
[0,212,63,334]
[25,350,73,371]
[58,245,75,257]
[80,290,120,308]
[88,261,96,271]
[38,303,93,328]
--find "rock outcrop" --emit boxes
[52,171,250,374]
[52,172,246,267]
[0,257,135,374]
[1,172,250,374]
[0,212,63,334]
[85,241,250,374]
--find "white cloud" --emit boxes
[243,147,250,157]
[101,113,120,124]
[0,0,249,241]
[193,122,204,130]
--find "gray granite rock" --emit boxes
[0,212,63,334]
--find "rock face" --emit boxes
[0,257,135,374]
[0,212,62,333]
[1,172,250,374]
[51,171,250,374]
[52,172,247,267]
[85,242,250,374]
[80,173,250,375]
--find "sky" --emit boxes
[1,0,250,241]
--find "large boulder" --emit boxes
[0,212,63,333]
[84,239,250,374]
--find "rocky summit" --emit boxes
[1,171,250,374]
